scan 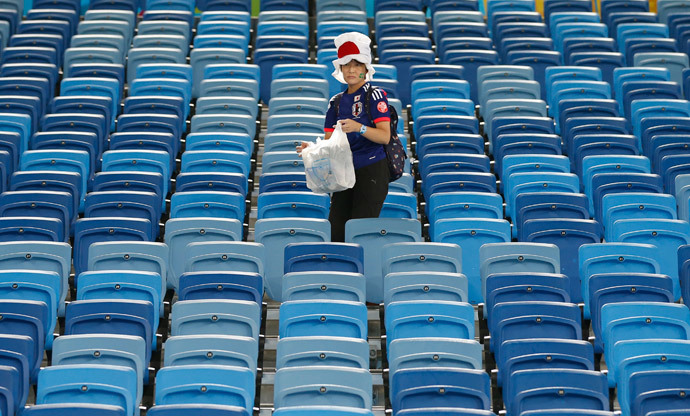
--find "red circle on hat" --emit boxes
[338,41,361,58]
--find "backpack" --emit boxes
[333,85,407,182]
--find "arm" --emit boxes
[339,118,390,144]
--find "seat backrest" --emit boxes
[391,368,490,414]
[479,242,560,303]
[274,367,372,409]
[170,299,260,341]
[282,271,366,303]
[154,365,254,414]
[254,218,330,301]
[279,300,368,339]
[163,334,258,373]
[36,364,137,416]
[345,218,422,303]
[276,336,369,369]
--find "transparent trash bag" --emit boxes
[302,122,356,193]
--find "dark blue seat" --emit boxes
[521,219,603,303]
[0,334,31,410]
[506,369,608,415]
[284,242,364,274]
[50,96,113,133]
[563,116,629,157]
[497,339,594,392]
[515,192,589,241]
[588,272,674,352]
[391,368,490,413]
[178,271,263,304]
[73,217,153,279]
[591,172,663,222]
[629,370,690,416]
[109,132,177,172]
[31,131,100,173]
[69,64,126,91]
[65,299,155,361]
[92,172,165,205]
[84,191,161,239]
[0,95,41,141]
[485,272,570,333]
[0,217,63,242]
[490,301,581,357]
[0,300,47,382]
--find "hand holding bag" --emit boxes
[301,122,356,193]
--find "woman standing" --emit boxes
[297,32,392,242]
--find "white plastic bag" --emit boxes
[301,122,356,193]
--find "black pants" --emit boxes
[329,158,389,242]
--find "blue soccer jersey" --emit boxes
[324,82,391,169]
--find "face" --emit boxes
[341,59,367,86]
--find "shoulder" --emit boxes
[368,86,388,102]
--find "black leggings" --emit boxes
[329,158,389,242]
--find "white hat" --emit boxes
[331,31,376,84]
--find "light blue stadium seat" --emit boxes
[257,191,330,220]
[283,271,365,303]
[610,218,690,300]
[180,150,251,177]
[170,299,260,342]
[164,218,243,291]
[601,193,677,241]
[261,151,304,174]
[385,300,474,348]
[254,218,330,301]
[170,191,246,222]
[52,334,146,403]
[384,272,468,306]
[126,47,186,85]
[198,78,259,101]
[36,364,138,416]
[279,300,368,339]
[344,218,422,303]
[276,336,369,369]
[163,335,257,373]
[0,242,71,317]
[190,48,246,98]
[184,241,264,278]
[274,367,372,410]
[155,365,254,415]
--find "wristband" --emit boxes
[359,124,367,135]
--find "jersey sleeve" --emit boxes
[369,87,391,125]
[324,95,338,133]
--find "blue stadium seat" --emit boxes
[391,368,490,414]
[179,271,262,304]
[284,242,363,274]
[279,300,367,339]
[164,218,243,291]
[52,334,146,402]
[163,335,257,372]
[274,367,371,410]
[505,369,608,416]
[254,218,330,301]
[170,299,260,342]
[23,404,127,416]
[276,336,368,369]
[283,271,365,303]
[155,365,254,415]
[35,365,138,416]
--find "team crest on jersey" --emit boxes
[352,101,363,117]
[377,101,388,113]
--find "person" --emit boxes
[296,32,392,242]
